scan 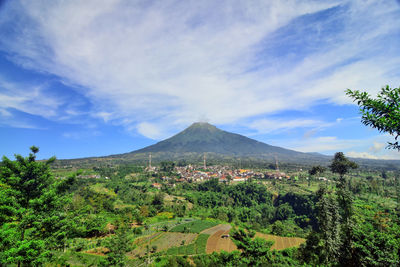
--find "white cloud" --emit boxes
[346,151,379,160]
[0,75,62,120]
[369,142,385,154]
[137,122,164,140]
[0,118,39,129]
[289,136,357,153]
[274,133,400,160]
[62,130,101,139]
[0,108,12,117]
[249,118,330,134]
[347,150,400,160]
[0,0,399,139]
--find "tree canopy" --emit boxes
[346,85,400,150]
[329,152,357,178]
[0,146,74,266]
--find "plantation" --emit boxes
[170,220,219,233]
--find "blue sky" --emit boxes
[1,0,400,160]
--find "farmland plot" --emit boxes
[255,233,305,250]
[202,224,237,253]
[130,232,197,257]
[170,220,218,233]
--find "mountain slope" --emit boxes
[131,122,327,161]
[54,122,400,169]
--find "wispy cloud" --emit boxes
[0,0,399,140]
[62,130,101,140]
[248,118,332,134]
[369,142,385,154]
[289,136,358,153]
[280,134,400,160]
[0,75,62,126]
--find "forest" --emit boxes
[1,146,399,266]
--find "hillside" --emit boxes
[135,122,301,155]
[121,122,329,163]
[54,122,400,169]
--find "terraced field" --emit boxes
[170,220,218,233]
[128,223,306,258]
[255,233,306,250]
[130,232,197,256]
[201,224,237,253]
[203,224,305,253]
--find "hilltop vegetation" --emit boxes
[1,147,400,266]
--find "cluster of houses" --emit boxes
[76,174,104,179]
[150,165,271,189]
[264,171,291,180]
[175,165,266,183]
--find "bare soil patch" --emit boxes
[203,224,237,253]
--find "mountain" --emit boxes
[125,122,330,163]
[55,122,400,169]
[135,122,298,155]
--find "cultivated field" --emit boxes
[203,224,305,253]
[201,224,237,253]
[255,233,306,250]
[130,232,197,256]
[170,220,218,233]
[129,223,306,259]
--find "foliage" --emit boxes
[352,219,400,266]
[160,161,175,174]
[99,222,134,267]
[308,165,326,186]
[0,147,75,265]
[163,234,209,255]
[169,220,218,233]
[231,228,273,265]
[315,186,341,264]
[347,86,400,150]
[329,152,358,178]
[2,146,399,265]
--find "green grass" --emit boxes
[170,220,218,233]
[163,234,209,255]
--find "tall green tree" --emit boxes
[329,152,357,266]
[231,228,273,266]
[330,152,357,222]
[308,165,326,187]
[346,86,400,150]
[316,186,341,265]
[0,147,74,266]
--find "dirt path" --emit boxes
[202,224,237,254]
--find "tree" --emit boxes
[160,161,175,174]
[308,165,326,187]
[0,147,75,266]
[329,152,358,180]
[315,186,341,264]
[231,228,273,265]
[100,222,134,267]
[346,86,400,150]
[329,152,357,266]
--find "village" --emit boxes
[149,161,312,190]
